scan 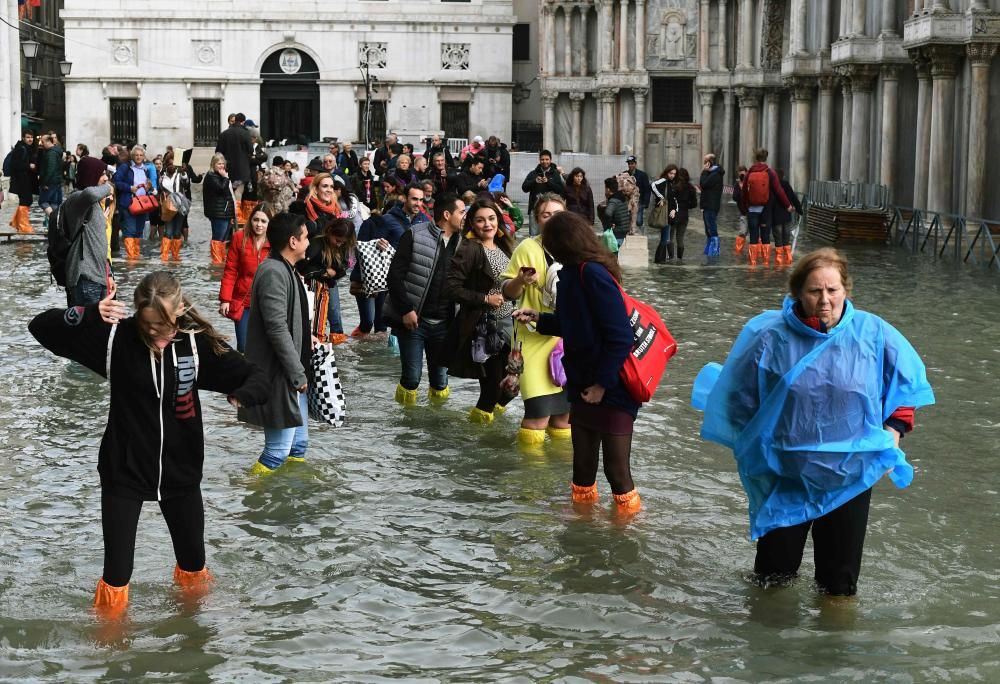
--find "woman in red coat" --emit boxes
[219,202,273,352]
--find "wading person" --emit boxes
[739,148,794,266]
[7,130,36,233]
[28,272,267,617]
[694,248,935,596]
[513,211,642,513]
[203,153,236,264]
[113,145,156,260]
[60,165,115,306]
[219,202,273,352]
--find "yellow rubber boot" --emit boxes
[493,404,507,415]
[468,407,495,425]
[248,460,277,476]
[286,455,306,463]
[517,427,546,446]
[547,426,572,440]
[571,482,599,504]
[394,384,418,406]
[613,489,642,514]
[427,385,450,403]
[94,578,129,619]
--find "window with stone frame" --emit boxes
[650,78,694,123]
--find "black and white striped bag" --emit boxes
[355,240,395,297]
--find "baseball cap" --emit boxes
[626,155,637,163]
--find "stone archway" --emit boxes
[260,47,319,143]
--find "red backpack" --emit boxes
[745,167,771,206]
[580,265,677,402]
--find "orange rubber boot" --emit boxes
[761,243,772,265]
[747,243,760,265]
[613,489,642,514]
[170,238,182,261]
[11,205,33,233]
[733,233,747,254]
[774,245,785,266]
[94,577,129,619]
[783,245,794,264]
[160,237,171,262]
[124,237,142,259]
[210,240,226,264]
[174,565,213,605]
[571,482,599,504]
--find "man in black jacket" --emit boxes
[424,134,456,170]
[7,130,36,232]
[428,152,459,199]
[457,159,489,196]
[699,153,725,256]
[483,136,511,188]
[215,113,253,202]
[521,149,565,236]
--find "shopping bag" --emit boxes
[601,228,620,254]
[307,343,346,427]
[355,240,395,297]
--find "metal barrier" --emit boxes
[888,208,1000,272]
[808,180,891,210]
[447,138,468,158]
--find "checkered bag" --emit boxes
[355,240,395,297]
[307,343,346,427]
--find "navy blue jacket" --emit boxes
[537,261,639,418]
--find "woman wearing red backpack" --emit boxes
[514,212,642,515]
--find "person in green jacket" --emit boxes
[38,133,65,223]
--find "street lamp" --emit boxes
[59,60,72,77]
[21,40,40,59]
[29,76,42,91]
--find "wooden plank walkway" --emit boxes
[0,231,46,243]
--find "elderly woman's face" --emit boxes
[799,266,847,328]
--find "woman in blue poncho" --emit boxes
[693,248,934,596]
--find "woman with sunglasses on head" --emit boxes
[29,271,268,618]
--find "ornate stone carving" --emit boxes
[844,65,878,91]
[967,42,999,65]
[359,42,387,69]
[278,48,302,74]
[783,77,815,101]
[659,9,687,61]
[698,88,716,106]
[881,65,903,81]
[192,40,220,65]
[735,86,761,109]
[542,91,559,106]
[927,45,961,78]
[441,43,470,70]
[568,91,586,109]
[817,75,839,93]
[110,40,137,66]
[598,87,619,103]
[633,87,649,102]
[760,0,785,70]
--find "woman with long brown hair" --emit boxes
[650,164,678,263]
[298,216,357,344]
[564,167,595,224]
[445,200,516,424]
[514,211,642,514]
[219,202,273,352]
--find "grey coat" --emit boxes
[238,256,308,429]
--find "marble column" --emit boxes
[880,0,896,37]
[928,47,960,214]
[723,89,735,177]
[764,89,781,159]
[789,80,814,193]
[738,0,753,68]
[736,87,761,165]
[791,0,807,55]
[636,1,646,68]
[599,88,619,154]
[699,89,716,156]
[619,0,629,70]
[912,53,932,209]
[579,9,589,75]
[0,0,11,159]
[600,0,613,72]
[546,8,557,75]
[849,66,876,183]
[970,0,989,11]
[913,0,924,14]
[699,0,711,70]
[839,75,853,180]
[931,0,951,13]
[718,0,728,70]
[569,92,586,152]
[818,0,832,53]
[634,87,648,164]
[966,43,996,217]
[542,91,558,153]
[817,76,837,181]
[879,66,900,195]
[840,0,852,39]
[852,0,866,37]
[564,8,573,76]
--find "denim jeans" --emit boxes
[702,209,719,238]
[395,318,449,391]
[39,185,63,212]
[326,280,344,335]
[355,292,388,333]
[210,218,232,242]
[259,391,309,469]
[233,309,250,353]
[637,204,646,228]
[747,211,770,244]
[658,224,672,247]
[122,211,147,238]
[69,277,107,307]
[164,215,184,239]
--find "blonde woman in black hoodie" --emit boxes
[29,271,267,618]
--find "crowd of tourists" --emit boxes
[5,117,933,622]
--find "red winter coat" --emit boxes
[219,230,270,321]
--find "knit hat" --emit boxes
[76,155,108,189]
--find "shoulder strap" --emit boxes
[105,323,118,380]
[188,331,199,380]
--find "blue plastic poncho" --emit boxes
[692,296,935,540]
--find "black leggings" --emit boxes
[476,345,511,412]
[753,487,872,596]
[570,424,635,495]
[101,489,206,587]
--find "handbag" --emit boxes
[579,264,677,403]
[601,227,620,254]
[307,343,346,427]
[648,198,669,228]
[160,193,178,222]
[471,311,504,364]
[355,240,395,297]
[128,194,159,216]
[549,338,567,387]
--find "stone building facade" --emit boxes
[538,0,1000,218]
[60,0,516,152]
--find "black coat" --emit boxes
[203,171,234,219]
[483,144,511,182]
[7,141,35,197]
[769,178,803,226]
[565,183,595,223]
[424,142,456,170]
[699,166,726,211]
[521,164,566,211]
[215,125,253,183]
[457,170,488,196]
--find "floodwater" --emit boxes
[1,199,998,682]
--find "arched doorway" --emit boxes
[260,47,319,143]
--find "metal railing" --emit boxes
[889,208,1000,272]
[808,180,892,211]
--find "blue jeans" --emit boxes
[122,211,147,238]
[233,309,250,353]
[39,185,63,212]
[69,277,107,307]
[259,392,309,469]
[659,224,672,246]
[210,217,232,241]
[637,203,646,228]
[703,209,719,238]
[355,291,388,333]
[747,211,770,244]
[395,318,449,391]
[326,280,344,335]
[164,215,184,239]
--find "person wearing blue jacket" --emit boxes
[112,145,158,259]
[514,211,642,515]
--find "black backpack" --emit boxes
[46,202,84,287]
